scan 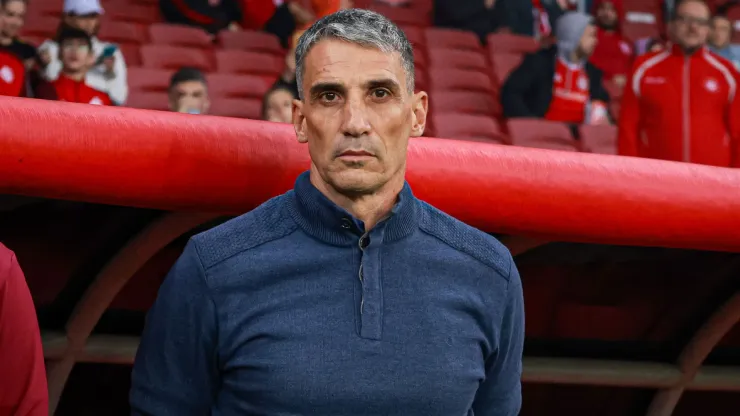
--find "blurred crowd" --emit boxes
[0,0,739,167]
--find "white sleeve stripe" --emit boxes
[703,51,736,103]
[632,51,671,98]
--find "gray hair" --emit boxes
[294,8,415,100]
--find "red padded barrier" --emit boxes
[2,96,740,251]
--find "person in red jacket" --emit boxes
[589,0,633,88]
[0,243,48,416]
[618,0,740,167]
[0,47,23,96]
[52,26,112,105]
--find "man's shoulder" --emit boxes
[0,243,15,284]
[191,192,298,269]
[632,49,672,71]
[417,201,512,280]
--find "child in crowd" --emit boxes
[51,26,112,105]
[262,84,295,123]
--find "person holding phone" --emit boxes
[51,26,113,105]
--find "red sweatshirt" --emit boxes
[53,74,112,105]
[618,45,740,167]
[0,49,25,97]
[0,244,48,416]
[589,0,633,80]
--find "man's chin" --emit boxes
[328,169,383,196]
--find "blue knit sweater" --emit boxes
[130,171,524,415]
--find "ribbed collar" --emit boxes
[288,171,419,246]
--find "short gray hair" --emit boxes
[294,9,415,100]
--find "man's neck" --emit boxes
[309,165,405,231]
[62,70,86,81]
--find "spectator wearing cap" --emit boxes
[160,0,243,34]
[262,83,295,123]
[589,0,634,88]
[38,0,128,104]
[501,12,610,125]
[168,67,210,114]
[52,27,112,105]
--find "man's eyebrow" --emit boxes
[309,82,345,98]
[366,78,401,92]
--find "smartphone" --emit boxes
[96,44,118,65]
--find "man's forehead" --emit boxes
[304,39,405,81]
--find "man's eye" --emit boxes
[321,92,337,101]
[373,89,389,98]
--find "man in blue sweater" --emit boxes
[130,9,524,416]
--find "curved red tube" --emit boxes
[2,96,740,251]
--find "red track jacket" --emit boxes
[53,74,112,106]
[0,49,25,97]
[0,244,48,416]
[618,44,740,167]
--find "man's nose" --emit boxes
[340,94,371,138]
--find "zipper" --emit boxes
[682,57,691,162]
[358,233,368,314]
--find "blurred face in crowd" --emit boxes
[578,24,598,57]
[60,38,92,74]
[710,15,732,48]
[0,0,26,39]
[671,0,711,51]
[595,1,618,31]
[64,13,100,36]
[293,39,427,197]
[264,88,294,123]
[168,80,210,114]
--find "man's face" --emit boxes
[0,0,26,38]
[60,38,91,72]
[671,0,711,50]
[293,39,427,196]
[578,24,598,57]
[710,16,732,48]
[65,13,99,36]
[264,88,294,123]
[168,80,210,114]
[595,1,618,30]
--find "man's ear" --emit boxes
[293,99,308,143]
[410,91,428,138]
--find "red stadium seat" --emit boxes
[370,4,430,26]
[579,125,618,155]
[432,113,508,144]
[429,68,494,93]
[414,69,427,92]
[127,67,172,92]
[430,90,500,117]
[400,25,425,49]
[214,50,283,77]
[427,49,487,71]
[209,97,262,119]
[206,73,271,99]
[622,22,660,42]
[126,91,169,111]
[487,33,539,54]
[149,24,214,49]
[507,119,580,151]
[623,0,662,14]
[97,21,148,45]
[491,53,524,85]
[413,48,427,70]
[19,36,45,48]
[105,3,160,24]
[425,28,480,51]
[21,14,58,38]
[140,45,214,71]
[218,30,283,55]
[120,43,142,66]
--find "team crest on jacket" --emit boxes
[89,96,103,105]
[705,79,719,92]
[0,65,14,84]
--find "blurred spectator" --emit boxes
[0,243,48,416]
[168,67,210,114]
[618,0,740,167]
[0,48,24,96]
[589,0,633,87]
[52,27,112,105]
[273,44,299,97]
[0,0,36,67]
[501,12,610,125]
[240,0,303,48]
[262,83,295,122]
[433,0,499,42]
[493,0,568,39]
[38,0,128,105]
[160,0,242,34]
[708,14,740,69]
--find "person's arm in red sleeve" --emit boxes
[617,62,642,157]
[0,244,48,416]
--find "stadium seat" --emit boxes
[486,33,539,54]
[429,68,494,93]
[491,53,524,85]
[400,26,425,49]
[622,21,660,42]
[413,48,427,70]
[370,4,430,26]
[430,90,500,117]
[218,30,283,55]
[120,43,142,66]
[20,36,45,48]
[427,49,488,72]
[149,24,214,49]
[26,1,63,17]
[209,97,262,119]
[579,125,618,155]
[215,50,283,77]
[21,14,58,39]
[425,28,481,51]
[97,21,148,45]
[623,0,662,14]
[127,67,172,92]
[507,119,580,152]
[414,69,427,92]
[206,73,271,99]
[126,91,169,111]
[432,113,508,144]
[105,3,160,24]
[140,45,214,71]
